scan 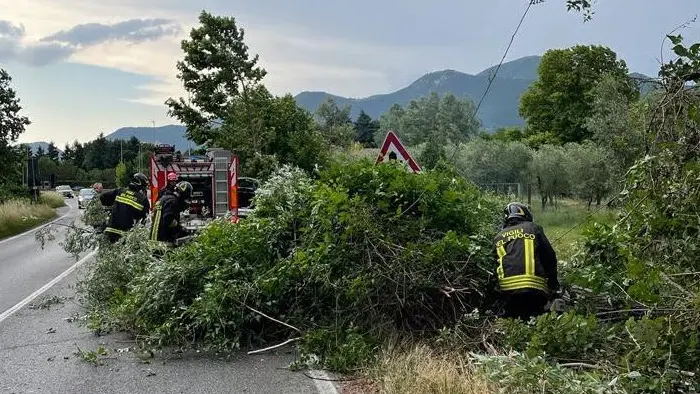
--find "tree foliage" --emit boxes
[66,160,503,372]
[520,45,637,144]
[315,98,355,148]
[379,92,480,148]
[585,74,645,170]
[353,110,380,148]
[166,11,267,146]
[0,69,30,196]
[165,11,325,179]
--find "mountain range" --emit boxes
[25,55,654,149]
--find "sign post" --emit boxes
[375,130,421,173]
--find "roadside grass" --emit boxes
[529,198,617,260]
[39,191,67,209]
[0,193,65,240]
[365,344,497,394]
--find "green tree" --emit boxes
[531,144,571,210]
[35,145,45,157]
[83,133,109,169]
[165,11,267,145]
[380,93,480,149]
[47,142,60,162]
[353,110,379,148]
[489,127,526,142]
[377,104,405,145]
[0,69,31,191]
[115,161,129,187]
[565,142,616,207]
[436,93,481,148]
[520,45,637,144]
[456,139,533,187]
[315,98,354,148]
[586,74,645,170]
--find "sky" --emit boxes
[1,0,699,146]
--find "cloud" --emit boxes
[41,18,181,46]
[0,18,181,66]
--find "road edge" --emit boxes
[0,249,96,323]
[307,370,339,394]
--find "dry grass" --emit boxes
[40,191,67,208]
[0,199,57,240]
[369,344,497,394]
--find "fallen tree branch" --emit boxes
[247,337,301,355]
[244,304,302,334]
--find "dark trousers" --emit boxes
[501,289,549,321]
[105,232,121,244]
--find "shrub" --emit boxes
[77,159,503,371]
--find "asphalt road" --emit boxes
[0,199,79,312]
[0,199,336,394]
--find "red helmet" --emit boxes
[167,172,178,181]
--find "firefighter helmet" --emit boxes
[503,202,533,222]
[174,181,193,200]
[130,173,149,189]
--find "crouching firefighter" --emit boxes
[100,173,150,243]
[493,202,559,321]
[150,181,193,246]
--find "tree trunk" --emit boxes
[541,194,547,211]
[527,183,532,206]
[587,197,593,210]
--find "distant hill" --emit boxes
[294,55,655,131]
[106,125,194,151]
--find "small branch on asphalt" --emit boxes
[244,304,302,334]
[247,337,301,355]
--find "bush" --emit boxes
[77,159,503,371]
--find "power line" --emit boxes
[400,0,535,215]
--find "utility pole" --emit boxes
[151,120,156,144]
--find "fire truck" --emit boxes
[148,144,258,230]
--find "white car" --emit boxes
[55,185,74,198]
[77,188,97,209]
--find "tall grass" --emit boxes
[40,191,67,208]
[0,196,62,239]
[373,344,496,394]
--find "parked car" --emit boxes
[55,185,74,198]
[77,188,97,209]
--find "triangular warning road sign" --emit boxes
[375,131,421,173]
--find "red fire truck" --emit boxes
[148,144,258,229]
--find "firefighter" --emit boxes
[493,202,559,321]
[160,172,178,197]
[100,173,150,243]
[150,181,193,245]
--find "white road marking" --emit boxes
[0,250,97,323]
[0,202,73,245]
[308,370,339,394]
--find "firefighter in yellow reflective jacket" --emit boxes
[150,181,193,245]
[99,173,150,243]
[493,202,559,320]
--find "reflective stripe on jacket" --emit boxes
[493,221,558,293]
